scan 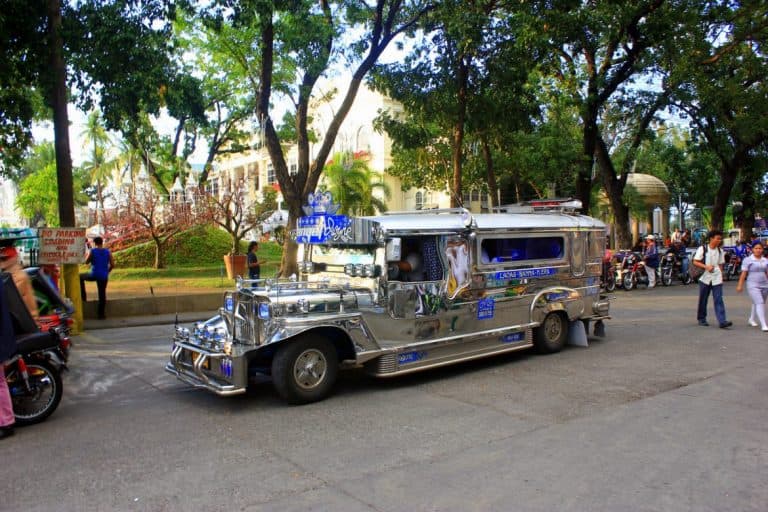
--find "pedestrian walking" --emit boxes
[736,240,768,331]
[0,245,38,320]
[247,241,261,281]
[643,234,659,288]
[79,236,114,320]
[693,229,732,328]
[0,275,17,439]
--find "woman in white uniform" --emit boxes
[736,241,768,331]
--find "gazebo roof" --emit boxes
[625,173,670,207]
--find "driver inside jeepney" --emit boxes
[389,237,443,282]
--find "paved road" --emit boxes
[2,283,767,511]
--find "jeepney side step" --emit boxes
[365,329,533,377]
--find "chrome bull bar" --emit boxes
[165,341,246,396]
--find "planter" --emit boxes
[223,254,247,279]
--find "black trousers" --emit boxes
[80,273,108,319]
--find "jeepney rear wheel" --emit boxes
[272,336,339,405]
[533,312,568,354]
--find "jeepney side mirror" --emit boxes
[386,237,402,262]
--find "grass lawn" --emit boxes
[106,243,283,298]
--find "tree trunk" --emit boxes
[279,211,299,278]
[47,0,83,332]
[711,164,740,231]
[153,237,164,269]
[481,136,497,209]
[595,137,633,248]
[450,56,469,208]
[577,99,598,214]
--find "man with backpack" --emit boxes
[692,229,732,328]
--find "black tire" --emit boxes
[623,273,635,290]
[662,269,673,286]
[272,337,338,405]
[533,312,568,354]
[9,359,63,426]
[723,265,732,281]
[682,272,693,285]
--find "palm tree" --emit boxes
[80,110,113,225]
[322,152,391,216]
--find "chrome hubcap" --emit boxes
[293,349,327,390]
[544,315,562,342]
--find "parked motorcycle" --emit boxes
[660,250,693,286]
[622,252,650,290]
[25,267,73,370]
[601,260,616,292]
[2,272,65,425]
[723,250,741,281]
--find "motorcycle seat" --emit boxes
[16,331,59,354]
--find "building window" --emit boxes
[267,163,276,185]
[471,190,480,202]
[462,191,470,205]
[415,191,424,210]
[289,162,298,177]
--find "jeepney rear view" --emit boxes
[166,196,610,405]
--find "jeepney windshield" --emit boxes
[309,244,375,271]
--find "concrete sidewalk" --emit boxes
[81,291,222,329]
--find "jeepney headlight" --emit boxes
[362,264,379,277]
[299,261,315,273]
[258,303,271,319]
[344,263,356,276]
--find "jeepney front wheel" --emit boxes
[533,312,568,354]
[272,336,339,405]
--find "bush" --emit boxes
[115,224,278,268]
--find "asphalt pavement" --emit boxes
[5,281,766,511]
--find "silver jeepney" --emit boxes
[166,204,610,404]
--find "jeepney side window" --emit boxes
[389,236,443,282]
[479,236,564,265]
[588,231,604,260]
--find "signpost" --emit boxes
[38,228,86,265]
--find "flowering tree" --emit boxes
[123,191,197,269]
[203,180,277,255]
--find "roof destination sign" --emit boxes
[38,228,87,265]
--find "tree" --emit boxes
[80,109,114,226]
[666,1,768,230]
[531,0,685,247]
[204,180,277,256]
[208,0,435,276]
[16,142,88,226]
[321,152,390,216]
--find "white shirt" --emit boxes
[694,244,725,286]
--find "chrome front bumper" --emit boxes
[165,341,246,396]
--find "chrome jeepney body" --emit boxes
[166,203,610,402]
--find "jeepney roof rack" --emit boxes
[493,198,583,214]
[383,207,472,216]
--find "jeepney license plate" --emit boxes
[190,350,209,370]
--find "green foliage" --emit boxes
[16,142,88,226]
[115,224,282,268]
[320,152,390,215]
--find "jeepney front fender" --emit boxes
[261,312,383,365]
[529,287,585,325]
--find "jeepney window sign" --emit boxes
[442,235,471,300]
[293,192,353,244]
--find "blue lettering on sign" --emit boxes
[398,351,427,365]
[224,296,234,312]
[295,215,352,244]
[477,297,495,320]
[495,267,557,280]
[501,332,525,343]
